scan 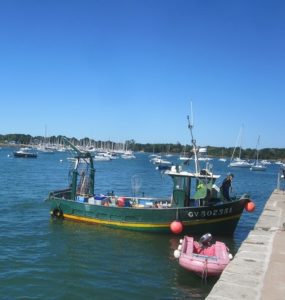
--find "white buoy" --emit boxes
[229,253,233,260]
[174,250,181,258]
[178,244,182,251]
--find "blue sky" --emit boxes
[0,0,284,148]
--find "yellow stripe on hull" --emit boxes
[62,213,241,229]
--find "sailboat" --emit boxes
[36,125,56,153]
[250,136,266,171]
[179,146,191,161]
[218,149,227,162]
[228,126,252,168]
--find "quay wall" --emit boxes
[206,189,285,300]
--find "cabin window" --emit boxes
[174,177,185,190]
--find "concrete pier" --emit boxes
[206,189,285,300]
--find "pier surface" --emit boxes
[206,189,285,300]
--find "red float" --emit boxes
[245,201,256,212]
[170,220,183,234]
[117,197,125,207]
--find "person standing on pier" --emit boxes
[220,173,234,201]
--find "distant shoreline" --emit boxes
[0,143,24,148]
[1,142,284,162]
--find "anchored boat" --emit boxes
[13,147,37,158]
[46,116,255,234]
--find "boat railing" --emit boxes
[116,196,171,208]
[50,188,71,200]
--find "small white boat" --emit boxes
[250,163,266,171]
[218,149,227,162]
[121,151,136,159]
[13,147,37,158]
[154,158,173,171]
[198,147,212,161]
[94,154,111,161]
[229,126,252,168]
[36,144,56,153]
[179,147,192,161]
[228,158,252,168]
[96,152,117,160]
[250,136,266,171]
[151,157,171,165]
[260,159,271,165]
[179,156,191,161]
[198,157,213,161]
[150,155,161,163]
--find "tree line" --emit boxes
[0,133,284,160]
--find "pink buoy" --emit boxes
[170,220,183,234]
[245,201,255,212]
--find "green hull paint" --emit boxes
[46,137,254,236]
[48,190,248,235]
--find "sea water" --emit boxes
[0,148,281,299]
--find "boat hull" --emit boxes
[228,162,252,168]
[47,190,249,235]
[250,165,266,171]
[14,152,37,158]
[178,236,230,277]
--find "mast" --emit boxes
[230,125,243,162]
[187,102,199,173]
[255,135,260,164]
[62,137,95,199]
[239,125,244,159]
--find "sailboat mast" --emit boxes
[256,135,260,163]
[231,125,243,162]
[239,125,244,159]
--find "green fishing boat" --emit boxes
[46,117,255,235]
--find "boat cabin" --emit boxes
[165,166,220,208]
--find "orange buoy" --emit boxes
[170,220,183,234]
[245,201,256,212]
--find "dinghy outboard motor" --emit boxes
[199,233,213,248]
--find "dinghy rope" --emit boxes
[201,258,209,282]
